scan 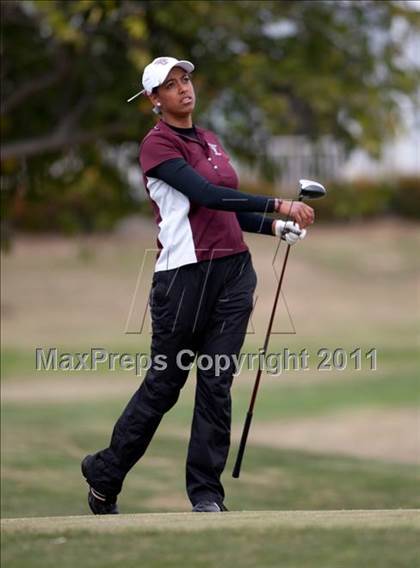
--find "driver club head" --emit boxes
[299,179,327,200]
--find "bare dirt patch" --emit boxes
[236,407,420,465]
[1,375,139,403]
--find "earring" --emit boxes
[157,102,161,107]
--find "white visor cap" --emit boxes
[127,57,195,103]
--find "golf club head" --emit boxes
[299,179,327,200]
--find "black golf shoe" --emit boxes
[81,455,119,515]
[87,486,119,515]
[192,501,228,512]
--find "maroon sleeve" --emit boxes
[139,133,185,174]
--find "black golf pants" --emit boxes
[84,250,257,506]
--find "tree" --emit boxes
[1,0,419,239]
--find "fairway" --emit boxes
[2,222,419,567]
[2,510,420,568]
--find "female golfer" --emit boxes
[81,57,314,514]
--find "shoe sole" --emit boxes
[192,502,226,513]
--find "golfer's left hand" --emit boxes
[284,225,307,245]
[274,220,307,245]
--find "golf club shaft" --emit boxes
[232,243,292,478]
[232,185,325,477]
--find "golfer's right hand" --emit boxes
[276,200,314,228]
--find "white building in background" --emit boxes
[237,101,419,188]
[279,130,420,184]
[265,135,345,187]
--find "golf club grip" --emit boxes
[232,411,253,478]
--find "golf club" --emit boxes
[232,179,326,479]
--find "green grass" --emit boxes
[2,398,420,519]
[2,353,419,519]
[239,369,420,420]
[3,515,420,568]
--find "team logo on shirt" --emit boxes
[208,143,223,156]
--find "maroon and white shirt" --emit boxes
[139,119,250,272]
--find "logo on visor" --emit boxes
[155,58,169,65]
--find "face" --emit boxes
[150,66,196,117]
